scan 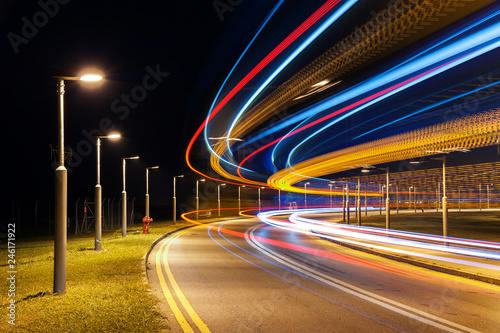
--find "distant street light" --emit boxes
[173,175,184,224]
[357,177,361,226]
[218,183,226,218]
[238,185,245,214]
[362,166,390,229]
[95,134,121,251]
[145,166,159,217]
[328,182,333,209]
[196,179,205,220]
[52,71,103,294]
[412,156,448,237]
[121,156,139,237]
[345,182,350,225]
[409,186,413,211]
[304,182,310,209]
[258,187,265,212]
[432,156,448,238]
[278,188,284,210]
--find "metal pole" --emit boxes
[173,177,177,224]
[364,191,367,216]
[442,156,448,238]
[396,185,399,214]
[121,158,127,237]
[386,167,390,230]
[487,184,490,209]
[145,168,150,217]
[409,187,412,211]
[438,182,441,210]
[173,176,177,224]
[238,186,241,214]
[218,184,221,218]
[346,183,350,225]
[357,177,361,226]
[414,187,417,213]
[342,186,346,222]
[95,137,102,251]
[379,184,382,215]
[329,184,332,209]
[304,183,306,209]
[258,187,261,212]
[278,189,281,210]
[458,188,461,212]
[436,188,439,212]
[196,180,199,220]
[479,183,482,211]
[54,80,67,294]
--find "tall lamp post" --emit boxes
[238,185,245,214]
[278,188,282,210]
[196,179,205,220]
[258,187,264,212]
[52,72,102,294]
[218,183,226,217]
[357,177,361,225]
[304,182,310,209]
[409,186,413,211]
[145,166,159,217]
[431,156,447,238]
[95,133,121,251]
[328,182,333,209]
[173,175,184,224]
[121,156,139,237]
[363,167,390,229]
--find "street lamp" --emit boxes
[173,175,184,224]
[145,166,160,217]
[258,186,265,212]
[346,182,350,225]
[95,133,121,251]
[196,179,205,220]
[304,182,310,209]
[52,71,103,294]
[412,156,447,237]
[238,185,245,214]
[278,188,283,210]
[218,183,226,217]
[328,182,333,209]
[409,186,413,211]
[363,167,390,229]
[121,156,139,237]
[357,177,361,225]
[432,156,447,238]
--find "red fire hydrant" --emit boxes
[142,216,153,234]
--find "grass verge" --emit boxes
[1,220,191,332]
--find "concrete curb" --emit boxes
[320,235,500,286]
[144,224,195,273]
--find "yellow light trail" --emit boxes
[268,108,500,192]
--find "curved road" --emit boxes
[147,216,500,332]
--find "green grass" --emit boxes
[0,220,191,333]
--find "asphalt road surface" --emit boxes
[147,216,500,332]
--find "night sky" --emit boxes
[1,0,278,212]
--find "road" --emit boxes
[147,216,500,333]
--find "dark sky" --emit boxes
[0,0,278,208]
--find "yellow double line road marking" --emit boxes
[155,228,211,333]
